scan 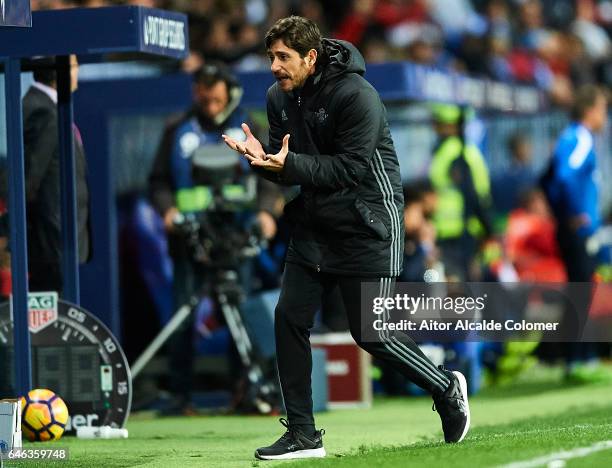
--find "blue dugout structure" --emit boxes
[0,5,188,395]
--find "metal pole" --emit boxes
[130,304,192,379]
[4,57,32,395]
[56,55,79,304]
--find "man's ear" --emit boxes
[308,49,318,67]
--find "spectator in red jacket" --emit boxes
[505,189,567,282]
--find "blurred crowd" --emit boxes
[32,0,612,105]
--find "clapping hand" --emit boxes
[222,123,266,160]
[250,134,290,173]
[222,123,290,173]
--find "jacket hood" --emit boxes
[321,38,366,80]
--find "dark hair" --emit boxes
[507,132,528,154]
[30,57,57,86]
[264,16,322,58]
[571,85,605,121]
[518,188,545,210]
[193,62,237,89]
[403,183,424,206]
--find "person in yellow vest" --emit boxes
[428,104,493,281]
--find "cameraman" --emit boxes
[148,63,280,413]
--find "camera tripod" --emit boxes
[131,213,279,414]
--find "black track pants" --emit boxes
[275,262,451,426]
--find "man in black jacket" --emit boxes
[223,16,470,460]
[23,55,90,293]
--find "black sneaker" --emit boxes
[254,418,326,460]
[432,367,470,443]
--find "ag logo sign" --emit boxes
[27,292,58,334]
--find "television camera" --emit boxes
[132,143,280,414]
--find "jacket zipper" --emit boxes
[297,92,319,274]
[298,92,319,274]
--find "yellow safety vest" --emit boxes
[429,136,491,239]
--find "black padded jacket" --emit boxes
[262,38,404,277]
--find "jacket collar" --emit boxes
[31,81,57,104]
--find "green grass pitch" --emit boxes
[11,369,612,467]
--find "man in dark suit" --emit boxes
[22,55,90,293]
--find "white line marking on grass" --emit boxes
[498,440,612,468]
[546,461,566,468]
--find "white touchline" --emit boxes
[497,440,612,468]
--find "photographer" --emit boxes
[148,63,280,414]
